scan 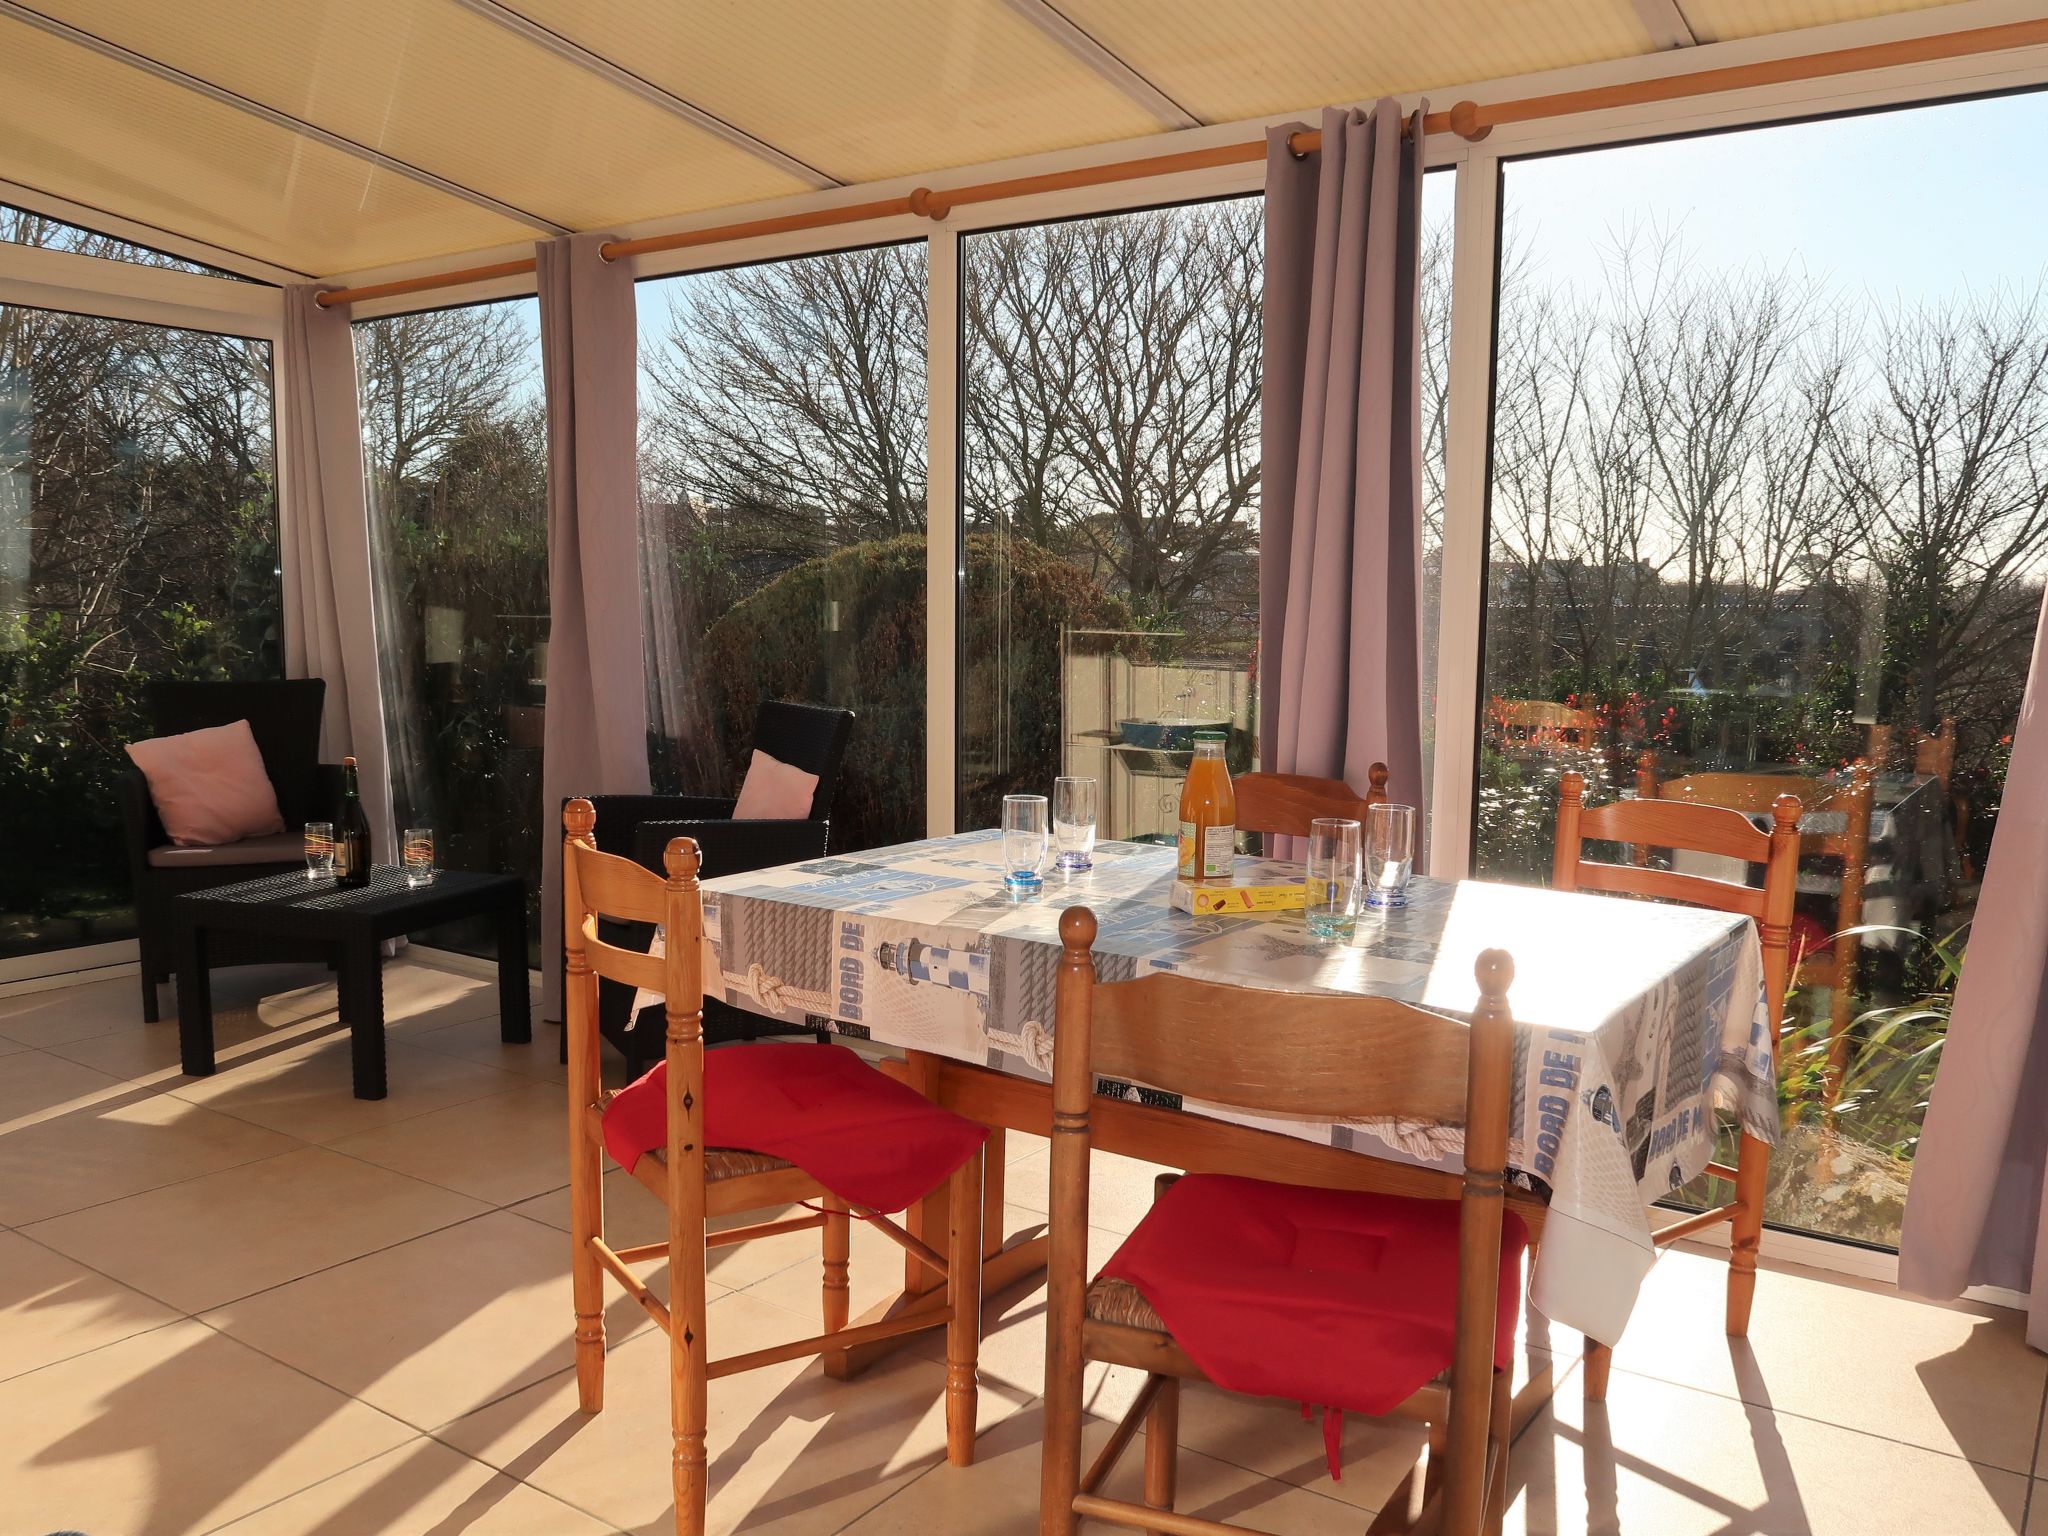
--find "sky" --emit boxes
[1501,89,2048,311]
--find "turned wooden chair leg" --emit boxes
[945,1146,985,1467]
[822,1195,850,1333]
[1143,1375,1180,1533]
[567,1027,606,1411]
[1727,1129,1770,1336]
[1582,1339,1612,1404]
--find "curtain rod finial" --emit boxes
[907,186,950,221]
[1448,100,1490,140]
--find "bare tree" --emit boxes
[642,243,929,563]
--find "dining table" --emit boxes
[670,829,1774,1409]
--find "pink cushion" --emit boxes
[731,749,819,820]
[125,719,285,847]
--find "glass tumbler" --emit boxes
[1364,803,1417,909]
[1052,776,1099,872]
[1304,817,1362,940]
[1002,794,1049,891]
[304,821,336,881]
[403,827,437,886]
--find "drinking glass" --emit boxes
[304,821,335,881]
[1364,803,1417,909]
[403,827,437,887]
[1002,794,1049,891]
[1305,817,1362,940]
[1052,776,1099,872]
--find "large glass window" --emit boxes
[1474,96,2048,1245]
[0,299,279,956]
[3,203,255,281]
[356,300,547,958]
[638,243,929,853]
[960,178,1454,841]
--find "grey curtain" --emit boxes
[537,233,653,1019]
[1259,102,1428,845]
[1900,587,2048,1347]
[279,286,397,862]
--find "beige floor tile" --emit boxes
[0,1048,137,1129]
[204,1209,683,1431]
[441,1288,1035,1535]
[0,1027,35,1055]
[512,1167,823,1291]
[2027,1482,2048,1534]
[0,1318,414,1536]
[1614,1244,2048,1473]
[24,1145,488,1313]
[0,975,155,1047]
[327,1083,568,1206]
[0,1086,304,1226]
[401,1009,564,1083]
[1003,1146,1180,1234]
[44,1003,345,1084]
[842,1396,1362,1535]
[207,1435,617,1534]
[1506,1359,2029,1536]
[0,1229,183,1381]
[168,1032,532,1144]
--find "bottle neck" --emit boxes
[341,765,360,800]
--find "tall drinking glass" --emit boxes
[1052,776,1099,872]
[1364,803,1417,909]
[1002,794,1049,891]
[304,821,335,881]
[1305,817,1362,940]
[403,827,437,887]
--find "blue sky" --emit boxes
[1503,89,2048,310]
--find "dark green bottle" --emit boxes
[336,755,372,889]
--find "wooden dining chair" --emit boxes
[1040,907,1523,1536]
[563,801,985,1536]
[1233,762,1389,846]
[1552,771,1800,1405]
[1634,752,1873,1086]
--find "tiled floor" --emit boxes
[3,956,2042,1535]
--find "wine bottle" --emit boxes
[336,755,372,889]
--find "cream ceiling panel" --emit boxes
[507,0,1172,184]
[0,17,529,274]
[31,0,813,230]
[1057,0,1662,122]
[1679,0,1962,45]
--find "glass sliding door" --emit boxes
[637,243,929,853]
[0,292,279,958]
[959,175,1454,843]
[1474,94,2048,1245]
[356,299,548,958]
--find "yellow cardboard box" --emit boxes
[1170,877,1306,915]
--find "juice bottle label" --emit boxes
[1179,821,1236,880]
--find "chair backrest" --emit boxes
[561,798,704,1040]
[145,677,327,826]
[1234,763,1389,842]
[1635,751,1874,940]
[1044,906,1517,1527]
[752,701,856,821]
[1552,770,1800,1038]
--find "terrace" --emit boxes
[4,2,2048,1533]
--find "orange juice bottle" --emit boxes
[1177,731,1237,881]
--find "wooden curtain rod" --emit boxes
[315,17,2048,308]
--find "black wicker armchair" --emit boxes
[570,700,855,1073]
[122,678,344,1021]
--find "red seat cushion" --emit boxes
[1098,1173,1527,1419]
[601,1042,986,1215]
[1790,912,1834,962]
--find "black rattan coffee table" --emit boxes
[173,865,529,1099]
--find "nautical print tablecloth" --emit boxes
[690,832,1774,1345]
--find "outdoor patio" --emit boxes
[2,958,2039,1536]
